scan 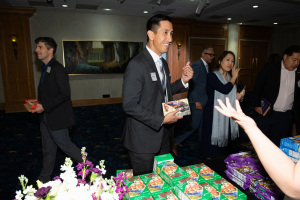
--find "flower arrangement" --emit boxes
[14,147,128,200]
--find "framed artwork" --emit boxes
[63,40,143,74]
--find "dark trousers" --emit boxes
[38,115,82,182]
[175,103,204,145]
[128,130,170,176]
[255,110,293,146]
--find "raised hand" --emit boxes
[181,61,193,84]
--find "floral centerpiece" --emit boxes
[13,147,128,200]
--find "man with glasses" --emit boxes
[174,46,215,155]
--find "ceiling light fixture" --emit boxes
[253,5,258,8]
[195,0,210,15]
[227,18,232,20]
[104,8,111,11]
[274,22,278,25]
[62,5,68,7]
[143,11,148,14]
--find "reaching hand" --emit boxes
[181,61,193,84]
[214,97,257,132]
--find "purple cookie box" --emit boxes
[226,162,264,185]
[224,169,249,190]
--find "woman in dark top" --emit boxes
[201,51,245,158]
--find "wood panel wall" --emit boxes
[169,19,228,100]
[237,26,271,91]
[0,7,36,113]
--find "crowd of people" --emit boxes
[30,13,300,198]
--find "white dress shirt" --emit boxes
[273,61,296,112]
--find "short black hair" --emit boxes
[35,37,57,54]
[146,14,172,41]
[283,45,300,57]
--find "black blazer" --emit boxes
[40,59,75,131]
[253,61,300,118]
[122,48,187,153]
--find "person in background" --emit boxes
[32,37,82,183]
[215,97,300,199]
[201,51,245,159]
[266,53,281,64]
[253,45,300,146]
[174,46,215,151]
[122,14,193,176]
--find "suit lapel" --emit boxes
[143,49,166,97]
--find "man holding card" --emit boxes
[253,45,300,146]
[122,14,193,175]
[32,37,82,183]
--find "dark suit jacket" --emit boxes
[253,61,300,118]
[40,59,75,131]
[122,48,187,153]
[187,58,208,106]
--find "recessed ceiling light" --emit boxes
[104,8,111,11]
[238,23,243,25]
[253,5,258,8]
[62,4,68,7]
[143,11,148,14]
[274,22,278,25]
[227,18,232,20]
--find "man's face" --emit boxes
[283,52,300,71]
[35,42,53,63]
[202,48,215,63]
[148,20,173,56]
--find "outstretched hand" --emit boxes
[214,97,257,132]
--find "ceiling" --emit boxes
[1,0,300,27]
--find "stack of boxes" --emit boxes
[119,153,247,200]
[280,135,300,163]
[223,151,284,200]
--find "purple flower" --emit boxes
[34,186,52,198]
[53,176,61,181]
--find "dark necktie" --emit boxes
[158,58,166,93]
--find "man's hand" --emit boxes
[31,103,44,114]
[182,61,193,84]
[255,107,262,115]
[163,109,183,124]
[195,102,203,110]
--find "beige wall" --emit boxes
[0,11,299,103]
[29,11,148,101]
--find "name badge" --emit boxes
[150,72,157,81]
[46,67,51,73]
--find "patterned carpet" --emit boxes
[1,93,258,199]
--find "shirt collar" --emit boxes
[201,58,208,66]
[146,45,161,63]
[41,58,54,70]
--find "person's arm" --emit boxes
[207,73,233,94]
[215,98,300,199]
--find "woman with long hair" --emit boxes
[201,51,245,159]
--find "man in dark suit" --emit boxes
[175,46,215,148]
[32,37,82,183]
[122,14,193,175]
[253,45,300,146]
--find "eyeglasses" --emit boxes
[204,53,216,57]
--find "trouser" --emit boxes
[38,115,82,182]
[175,103,204,145]
[255,110,293,146]
[128,129,170,176]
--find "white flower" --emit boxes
[15,190,23,200]
[41,179,62,197]
[23,185,37,196]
